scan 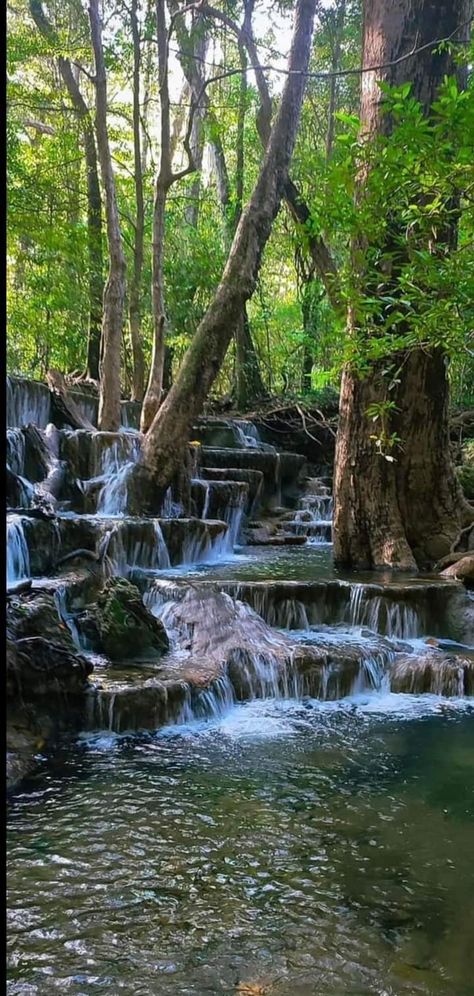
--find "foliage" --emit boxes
[6,0,473,410]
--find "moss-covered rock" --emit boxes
[79,577,169,661]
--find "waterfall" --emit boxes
[103,519,171,574]
[161,487,183,519]
[95,436,141,516]
[202,482,210,520]
[54,586,83,650]
[7,376,51,429]
[7,429,25,477]
[346,584,421,639]
[97,463,134,516]
[7,516,30,585]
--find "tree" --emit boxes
[88,0,126,431]
[333,0,473,570]
[29,0,104,381]
[136,0,317,502]
[140,0,196,433]
[128,0,146,402]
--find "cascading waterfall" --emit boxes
[102,519,171,575]
[54,587,83,650]
[95,436,141,516]
[346,584,421,639]
[7,376,51,429]
[7,429,25,477]
[7,516,30,585]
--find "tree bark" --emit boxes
[128,0,146,403]
[29,0,104,381]
[325,0,346,160]
[137,0,317,500]
[141,0,195,432]
[89,0,126,432]
[334,0,472,571]
[233,36,268,408]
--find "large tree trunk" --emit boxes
[334,0,472,571]
[128,0,146,402]
[137,0,316,502]
[29,0,104,381]
[89,0,126,431]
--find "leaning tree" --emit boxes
[333,0,473,570]
[134,0,317,503]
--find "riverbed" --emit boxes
[7,698,474,996]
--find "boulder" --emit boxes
[77,577,169,661]
[441,554,474,587]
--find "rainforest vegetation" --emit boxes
[7,0,474,568]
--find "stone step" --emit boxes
[201,447,307,504]
[145,575,470,643]
[7,512,230,580]
[200,468,264,511]
[191,478,250,519]
[7,375,138,431]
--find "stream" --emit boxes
[6,375,474,996]
[7,704,474,995]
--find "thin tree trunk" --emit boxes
[30,0,104,381]
[170,0,268,405]
[233,38,267,408]
[334,0,472,571]
[141,0,196,432]
[135,0,316,503]
[325,0,346,160]
[89,0,126,431]
[129,0,146,402]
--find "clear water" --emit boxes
[166,545,444,587]
[7,700,474,996]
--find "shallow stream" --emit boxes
[7,699,474,996]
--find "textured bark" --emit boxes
[235,305,268,409]
[325,0,346,160]
[89,0,126,431]
[29,0,104,381]
[139,0,317,496]
[233,36,268,408]
[129,0,146,402]
[334,0,472,571]
[141,0,195,432]
[47,369,96,431]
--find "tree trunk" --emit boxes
[235,305,268,409]
[325,0,346,161]
[129,0,146,402]
[137,0,317,502]
[140,0,170,432]
[232,39,268,409]
[29,0,104,381]
[89,0,126,432]
[333,0,472,571]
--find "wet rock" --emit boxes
[77,578,169,661]
[441,554,474,587]
[246,532,307,547]
[90,678,187,733]
[390,652,474,696]
[7,590,77,650]
[201,468,264,514]
[303,477,330,497]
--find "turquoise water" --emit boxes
[7,698,474,996]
